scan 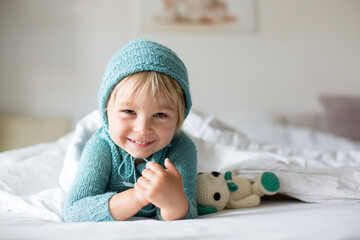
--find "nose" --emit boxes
[134,116,153,135]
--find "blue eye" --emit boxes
[154,112,167,118]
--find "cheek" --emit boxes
[108,116,127,143]
[158,122,177,139]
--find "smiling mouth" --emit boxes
[127,138,156,147]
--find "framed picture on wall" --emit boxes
[136,0,256,34]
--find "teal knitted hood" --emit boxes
[98,38,192,128]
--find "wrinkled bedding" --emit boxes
[0,110,360,223]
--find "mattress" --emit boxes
[1,110,359,240]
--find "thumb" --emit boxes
[164,158,178,174]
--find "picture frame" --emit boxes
[136,0,256,34]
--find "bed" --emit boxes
[1,110,359,240]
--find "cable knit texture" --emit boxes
[63,39,197,222]
[63,127,197,222]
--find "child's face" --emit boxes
[107,83,178,159]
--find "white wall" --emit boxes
[1,0,359,126]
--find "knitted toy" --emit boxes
[196,171,280,215]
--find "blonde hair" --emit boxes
[107,71,186,133]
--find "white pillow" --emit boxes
[58,111,102,192]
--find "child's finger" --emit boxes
[141,167,156,179]
[134,182,149,204]
[145,161,164,173]
[134,182,145,193]
[164,158,180,175]
[136,176,151,189]
[164,158,173,169]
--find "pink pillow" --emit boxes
[319,95,360,141]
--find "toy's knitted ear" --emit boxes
[197,205,218,215]
[224,171,239,192]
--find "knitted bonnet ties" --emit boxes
[98,38,192,128]
[116,140,171,188]
[117,152,138,187]
[118,152,150,188]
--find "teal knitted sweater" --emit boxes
[63,126,198,222]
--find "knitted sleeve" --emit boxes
[63,130,116,222]
[156,131,198,220]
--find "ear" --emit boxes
[224,171,239,192]
[224,171,233,181]
[197,205,218,216]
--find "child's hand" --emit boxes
[134,158,188,221]
[134,187,150,207]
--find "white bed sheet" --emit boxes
[1,200,359,240]
[1,110,360,239]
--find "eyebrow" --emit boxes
[157,105,176,112]
[115,101,175,112]
[115,101,135,107]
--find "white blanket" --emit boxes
[1,201,360,240]
[1,110,359,222]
